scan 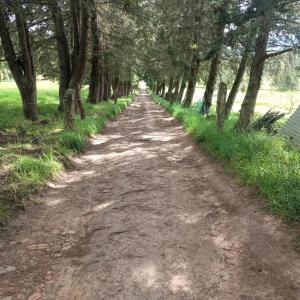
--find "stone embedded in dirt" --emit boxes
[37,244,48,250]
[27,244,37,250]
[62,245,72,251]
[0,265,16,275]
[28,292,42,300]
[51,229,60,235]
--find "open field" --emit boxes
[0,80,132,223]
[193,86,300,116]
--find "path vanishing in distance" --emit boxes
[0,92,299,300]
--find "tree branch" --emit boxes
[265,46,300,60]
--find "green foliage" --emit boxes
[59,131,86,152]
[11,154,62,194]
[153,95,300,221]
[0,82,132,223]
[267,53,300,91]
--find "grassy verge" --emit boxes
[0,81,133,223]
[152,94,300,221]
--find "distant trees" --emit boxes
[144,0,300,129]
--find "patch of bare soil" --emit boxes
[0,93,299,300]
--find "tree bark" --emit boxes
[50,1,71,111]
[171,78,180,103]
[101,68,109,101]
[112,76,119,102]
[177,77,187,104]
[203,12,225,115]
[155,82,161,95]
[202,53,221,114]
[107,79,112,99]
[165,77,174,101]
[236,18,271,129]
[183,55,200,107]
[88,7,101,104]
[224,28,256,119]
[216,82,227,130]
[68,0,89,121]
[0,1,38,121]
[160,81,166,98]
[64,89,75,130]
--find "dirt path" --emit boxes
[0,92,299,300]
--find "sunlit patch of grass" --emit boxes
[153,94,300,221]
[0,81,133,223]
[194,86,300,115]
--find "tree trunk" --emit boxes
[236,18,270,129]
[107,79,112,99]
[161,81,166,98]
[224,28,256,119]
[112,77,119,102]
[67,0,89,122]
[171,79,180,103]
[203,13,225,115]
[177,78,187,103]
[64,89,75,130]
[202,53,221,114]
[165,77,174,101]
[50,1,71,111]
[183,55,200,107]
[101,70,108,101]
[88,7,101,104]
[155,82,161,95]
[19,80,38,121]
[97,70,104,101]
[0,1,38,121]
[216,82,227,130]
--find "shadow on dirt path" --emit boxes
[0,92,299,299]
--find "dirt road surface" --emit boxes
[0,93,299,300]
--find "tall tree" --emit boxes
[202,7,226,115]
[224,27,257,118]
[88,2,101,104]
[236,0,299,128]
[0,0,38,121]
[50,0,89,126]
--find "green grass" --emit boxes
[152,94,300,221]
[194,86,300,115]
[0,81,133,223]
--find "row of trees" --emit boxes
[0,0,139,128]
[143,0,299,129]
